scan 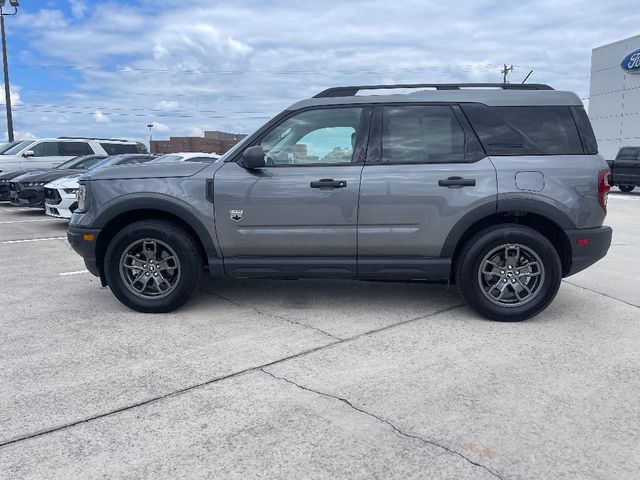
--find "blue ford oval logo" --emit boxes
[621,48,640,74]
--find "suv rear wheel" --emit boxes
[619,185,635,193]
[104,220,203,313]
[456,224,562,322]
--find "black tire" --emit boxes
[104,219,203,313]
[456,224,562,322]
[619,185,635,193]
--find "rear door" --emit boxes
[358,104,497,279]
[213,106,371,278]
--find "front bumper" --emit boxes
[565,226,612,276]
[0,182,10,201]
[10,186,45,208]
[44,188,77,219]
[67,225,102,279]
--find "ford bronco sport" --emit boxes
[67,83,612,321]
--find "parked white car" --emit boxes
[0,137,142,173]
[44,153,157,219]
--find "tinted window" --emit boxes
[185,156,217,163]
[616,147,640,160]
[60,142,93,156]
[100,143,140,155]
[381,106,466,163]
[495,106,583,155]
[30,142,60,157]
[260,107,363,165]
[571,106,598,154]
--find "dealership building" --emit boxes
[589,34,640,159]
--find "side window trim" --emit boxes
[234,105,373,168]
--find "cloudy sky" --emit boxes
[1,0,638,143]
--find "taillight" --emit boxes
[598,169,610,213]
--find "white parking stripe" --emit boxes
[58,270,89,276]
[0,219,56,225]
[0,236,66,244]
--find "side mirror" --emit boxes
[23,150,34,158]
[240,145,265,169]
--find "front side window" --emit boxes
[259,107,363,166]
[30,142,60,157]
[381,105,466,163]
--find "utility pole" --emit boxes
[147,123,154,153]
[501,64,514,84]
[0,1,19,142]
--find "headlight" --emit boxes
[77,184,89,211]
[63,188,78,194]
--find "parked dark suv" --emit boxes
[607,146,640,192]
[67,83,612,321]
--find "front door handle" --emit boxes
[310,179,347,189]
[438,177,476,188]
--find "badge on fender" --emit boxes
[230,209,243,222]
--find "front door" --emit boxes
[214,106,371,278]
[357,104,498,279]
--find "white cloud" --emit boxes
[6,130,37,141]
[69,0,87,19]
[151,121,171,134]
[0,85,23,106]
[93,111,110,123]
[153,100,180,111]
[185,126,204,137]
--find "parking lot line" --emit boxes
[0,236,66,245]
[58,270,89,276]
[0,219,57,225]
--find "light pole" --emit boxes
[147,123,154,153]
[0,0,18,142]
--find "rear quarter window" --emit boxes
[462,104,590,156]
[100,143,140,155]
[616,147,640,160]
[495,106,583,155]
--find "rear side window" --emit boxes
[462,104,590,155]
[100,143,140,155]
[616,147,640,160]
[60,142,93,156]
[381,105,467,163]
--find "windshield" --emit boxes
[152,154,183,164]
[55,155,106,170]
[3,140,33,155]
[90,155,154,169]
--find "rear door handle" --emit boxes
[438,177,476,188]
[310,179,347,189]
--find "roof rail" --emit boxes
[57,136,132,142]
[313,83,554,98]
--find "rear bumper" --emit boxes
[67,225,102,278]
[565,226,612,276]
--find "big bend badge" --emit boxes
[230,209,243,222]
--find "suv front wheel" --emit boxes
[456,225,562,322]
[104,220,203,313]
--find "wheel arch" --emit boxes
[442,202,574,282]
[93,197,217,283]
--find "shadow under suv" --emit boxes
[67,83,612,321]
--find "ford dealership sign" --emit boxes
[621,48,640,74]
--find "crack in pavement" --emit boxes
[260,369,504,480]
[201,289,343,341]
[0,303,463,449]
[562,280,640,309]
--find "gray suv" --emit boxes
[68,83,612,321]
